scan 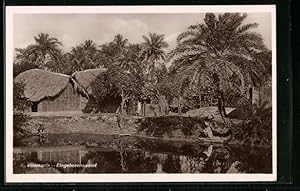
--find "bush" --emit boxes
[231,102,272,146]
[138,116,206,137]
[13,82,31,142]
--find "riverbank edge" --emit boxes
[18,113,272,147]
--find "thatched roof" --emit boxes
[15,69,86,102]
[72,68,107,95]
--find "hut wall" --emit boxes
[37,82,81,112]
[80,96,88,110]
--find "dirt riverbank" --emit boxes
[20,113,226,141]
[18,113,270,147]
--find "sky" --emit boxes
[13,13,272,53]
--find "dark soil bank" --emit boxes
[20,114,228,141]
[19,114,270,147]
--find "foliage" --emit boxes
[117,43,144,75]
[13,82,31,140]
[141,33,168,81]
[156,74,182,102]
[97,34,129,68]
[13,82,31,112]
[90,65,144,114]
[153,63,168,84]
[138,116,206,137]
[13,59,39,78]
[15,33,63,72]
[168,13,271,120]
[231,102,272,146]
[63,40,100,74]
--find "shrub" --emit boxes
[231,102,272,146]
[138,116,206,137]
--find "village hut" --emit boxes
[71,68,123,113]
[15,69,88,112]
[72,68,107,95]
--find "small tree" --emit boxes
[91,65,144,114]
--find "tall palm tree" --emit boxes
[65,46,90,74]
[141,33,169,81]
[64,40,100,74]
[24,33,63,70]
[43,49,66,73]
[168,13,271,123]
[118,43,143,74]
[97,34,128,68]
[82,40,99,67]
[112,34,128,51]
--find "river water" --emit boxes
[13,134,272,174]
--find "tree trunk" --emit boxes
[217,91,228,118]
[212,73,232,128]
[120,98,126,115]
[120,89,128,115]
[217,91,232,128]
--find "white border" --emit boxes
[5,5,277,183]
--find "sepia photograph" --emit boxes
[5,5,276,182]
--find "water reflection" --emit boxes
[13,134,272,174]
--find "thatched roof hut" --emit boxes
[15,69,82,102]
[15,69,90,113]
[72,68,107,95]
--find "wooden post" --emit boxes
[199,92,201,108]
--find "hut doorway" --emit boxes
[31,103,38,112]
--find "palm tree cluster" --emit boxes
[14,32,168,78]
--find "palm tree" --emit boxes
[168,13,271,124]
[82,40,100,68]
[43,49,66,73]
[24,33,63,70]
[64,40,100,74]
[65,46,90,74]
[97,34,128,68]
[112,34,128,51]
[141,33,169,81]
[118,43,143,75]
